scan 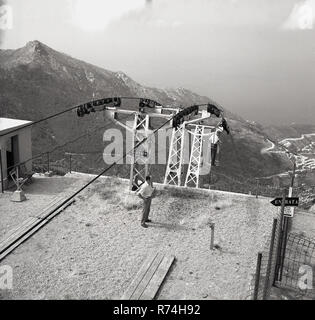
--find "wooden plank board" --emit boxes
[121,252,159,300]
[29,196,62,219]
[131,253,165,300]
[0,196,62,246]
[41,199,75,222]
[139,255,175,300]
[0,197,64,248]
[121,253,175,300]
[0,217,38,247]
[0,198,75,262]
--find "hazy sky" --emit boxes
[1,0,315,125]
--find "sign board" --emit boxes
[270,197,299,207]
[284,207,294,218]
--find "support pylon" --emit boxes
[129,113,152,190]
[164,125,186,186]
[185,125,205,188]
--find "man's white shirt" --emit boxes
[137,181,154,199]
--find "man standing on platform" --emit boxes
[136,175,156,228]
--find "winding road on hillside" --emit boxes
[260,132,315,175]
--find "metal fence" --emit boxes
[2,142,291,200]
[250,213,283,299]
[249,203,315,300]
[274,232,315,298]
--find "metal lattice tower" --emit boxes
[75,97,227,191]
[185,125,205,188]
[164,125,186,186]
[129,113,152,189]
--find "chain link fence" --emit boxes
[247,206,315,299]
[274,232,315,299]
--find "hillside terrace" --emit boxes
[0,172,278,300]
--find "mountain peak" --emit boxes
[26,40,43,47]
[25,40,49,56]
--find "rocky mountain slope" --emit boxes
[0,40,296,187]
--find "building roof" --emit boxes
[0,118,33,136]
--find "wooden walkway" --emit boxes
[0,196,75,261]
[122,252,175,300]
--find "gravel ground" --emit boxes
[0,174,78,239]
[0,173,278,300]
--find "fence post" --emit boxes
[69,154,72,173]
[287,162,296,233]
[262,218,278,300]
[274,189,287,283]
[279,217,289,282]
[253,252,263,300]
[0,150,4,193]
[16,165,20,190]
[47,152,50,173]
[255,178,259,198]
[290,162,296,188]
[210,223,215,250]
[277,162,295,283]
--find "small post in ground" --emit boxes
[47,152,50,173]
[255,178,259,198]
[253,252,263,300]
[210,223,215,250]
[262,218,278,300]
[45,152,53,176]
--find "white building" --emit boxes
[0,118,33,192]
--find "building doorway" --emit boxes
[6,135,19,176]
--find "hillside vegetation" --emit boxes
[0,40,294,184]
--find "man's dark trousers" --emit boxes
[141,197,152,224]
